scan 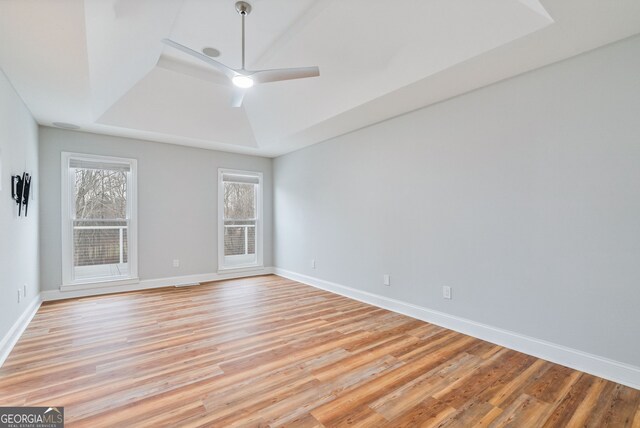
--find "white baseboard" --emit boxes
[0,295,42,367]
[40,267,274,301]
[274,268,640,390]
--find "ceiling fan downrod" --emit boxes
[235,1,252,71]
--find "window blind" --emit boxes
[222,173,259,184]
[70,159,131,172]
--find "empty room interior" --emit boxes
[1,0,640,426]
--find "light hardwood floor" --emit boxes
[0,275,638,427]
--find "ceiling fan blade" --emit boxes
[251,66,320,84]
[231,88,247,108]
[162,39,237,81]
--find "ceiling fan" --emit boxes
[162,1,320,107]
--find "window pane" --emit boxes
[74,220,128,266]
[224,182,255,220]
[248,225,255,254]
[74,168,127,219]
[224,221,256,256]
[71,165,130,281]
[220,172,259,269]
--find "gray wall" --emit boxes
[0,69,39,340]
[273,35,640,366]
[39,127,273,290]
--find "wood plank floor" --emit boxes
[0,275,638,427]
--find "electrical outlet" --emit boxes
[311,259,316,269]
[17,289,22,303]
[173,259,180,268]
[442,286,452,300]
[383,274,391,286]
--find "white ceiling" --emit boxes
[1,0,639,157]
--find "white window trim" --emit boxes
[61,152,139,288]
[218,168,263,272]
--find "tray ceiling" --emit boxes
[1,0,639,156]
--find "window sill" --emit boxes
[60,277,140,292]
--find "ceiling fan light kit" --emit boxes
[232,75,254,88]
[162,1,320,107]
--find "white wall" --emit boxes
[274,35,640,367]
[39,128,272,291]
[0,69,39,340]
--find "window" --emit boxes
[62,153,137,286]
[218,169,263,270]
